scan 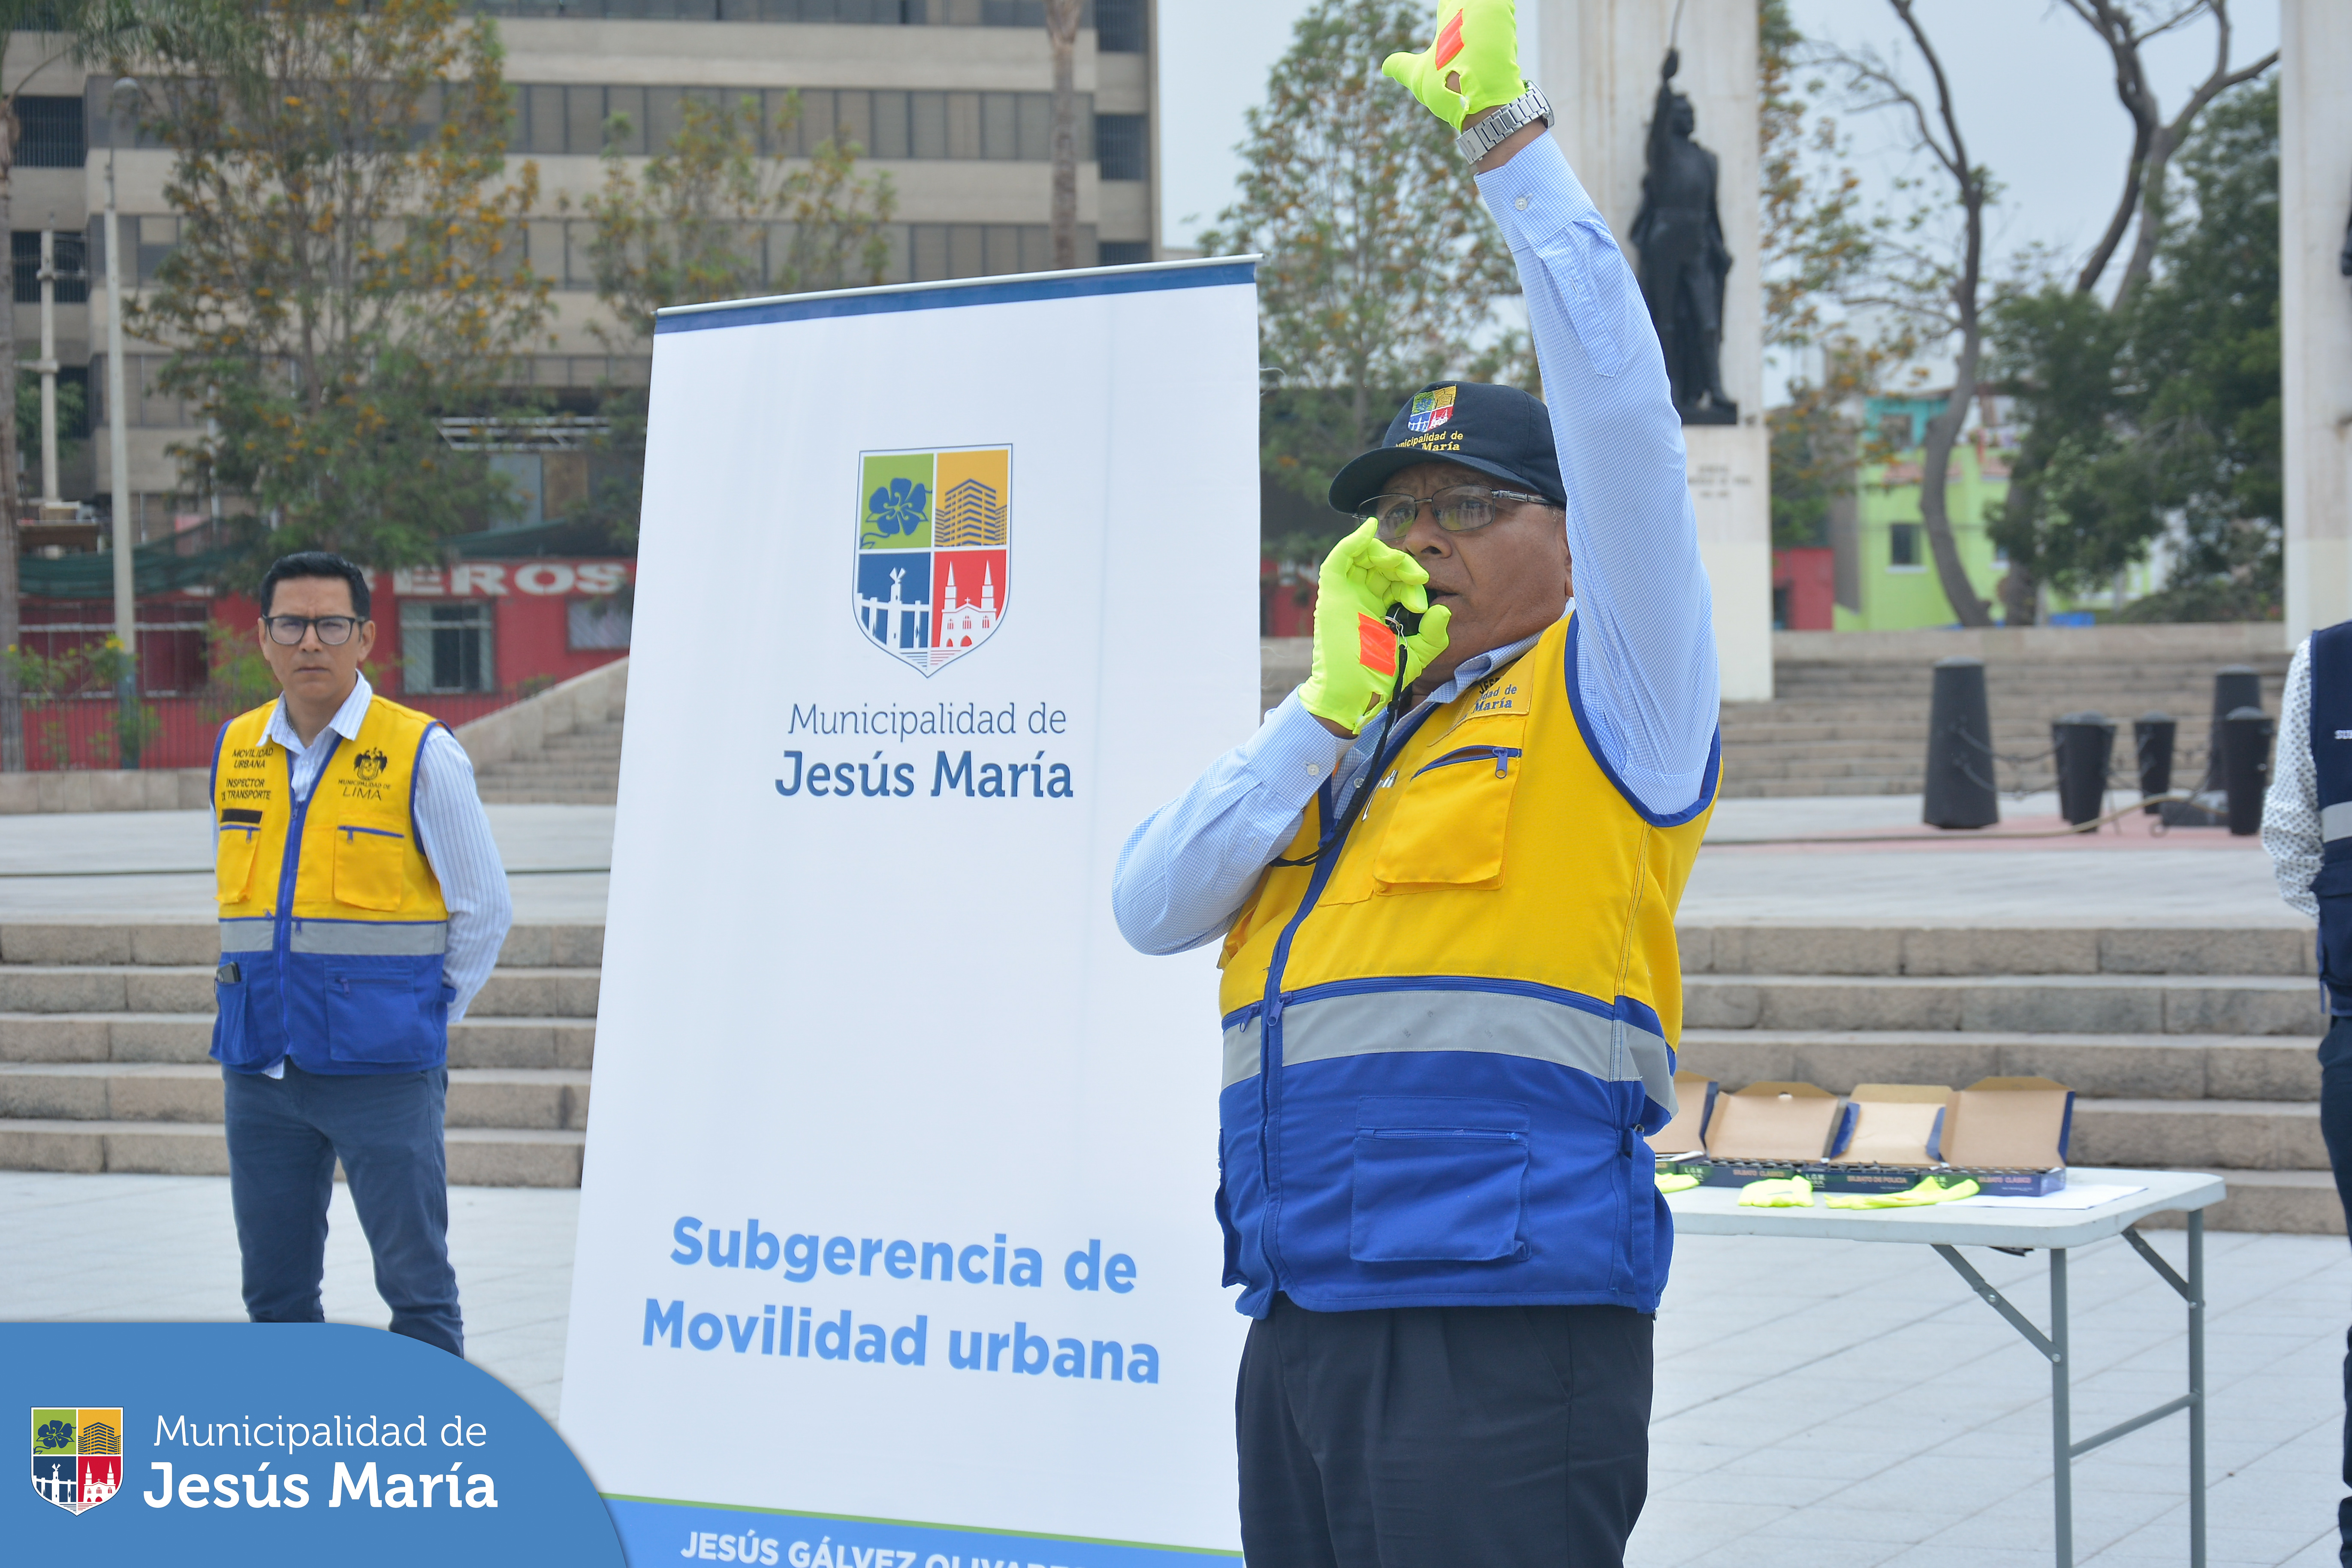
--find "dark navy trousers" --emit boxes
[222,1062,464,1357]
[2321,1019,2352,1563]
[1237,1294,1652,1567]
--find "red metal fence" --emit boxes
[12,685,528,771]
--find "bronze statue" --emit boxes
[1631,49,1737,425]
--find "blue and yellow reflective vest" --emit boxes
[211,694,455,1074]
[1215,613,1717,1315]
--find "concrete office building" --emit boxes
[0,2,1158,601]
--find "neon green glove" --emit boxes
[1826,1176,1983,1210]
[1381,0,1528,133]
[1655,1171,1702,1194]
[1737,1176,1814,1209]
[1297,519,1453,735]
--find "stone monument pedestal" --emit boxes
[1539,0,1772,701]
[2283,0,2352,642]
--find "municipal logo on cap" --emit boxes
[1406,386,1457,434]
[31,1406,122,1515]
[853,446,1012,676]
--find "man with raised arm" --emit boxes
[1111,3,1721,1561]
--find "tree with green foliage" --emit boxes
[1989,79,2278,622]
[127,0,552,570]
[575,90,894,545]
[1199,0,1526,563]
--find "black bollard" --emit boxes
[2051,712,2115,826]
[2134,713,2175,814]
[1923,657,1999,829]
[2220,705,2274,836]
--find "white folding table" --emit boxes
[1666,1168,2226,1568]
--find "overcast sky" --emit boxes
[1158,1,2281,354]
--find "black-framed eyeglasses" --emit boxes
[1362,485,1553,544]
[262,615,361,647]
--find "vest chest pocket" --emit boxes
[333,823,410,911]
[216,826,260,906]
[1370,742,1526,890]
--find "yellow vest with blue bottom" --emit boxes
[211,695,454,1074]
[1215,613,1716,1316]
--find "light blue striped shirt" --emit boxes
[236,671,513,1074]
[1112,133,1719,956]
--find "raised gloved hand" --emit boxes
[1298,519,1453,736]
[1381,0,1527,133]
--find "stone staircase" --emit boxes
[1723,628,2290,799]
[1677,922,2338,1233]
[0,922,599,1187]
[459,658,627,807]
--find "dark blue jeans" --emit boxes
[2322,1018,2352,1561]
[222,1062,463,1357]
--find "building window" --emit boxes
[15,97,85,168]
[1888,523,1922,569]
[12,232,87,306]
[402,602,496,694]
[1095,0,1146,51]
[1095,113,1146,181]
[499,83,1091,161]
[568,597,632,651]
[1098,241,1150,267]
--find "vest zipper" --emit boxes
[1254,703,1437,1294]
[1410,745,1525,780]
[272,734,345,1049]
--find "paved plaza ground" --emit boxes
[4,1170,2343,1566]
[1,792,2340,1564]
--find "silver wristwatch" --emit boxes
[1455,84,1554,163]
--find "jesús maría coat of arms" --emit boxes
[31,1406,123,1514]
[853,445,1010,675]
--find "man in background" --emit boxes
[2261,625,2352,1566]
[212,550,511,1355]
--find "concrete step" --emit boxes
[1683,973,2323,1037]
[0,1062,591,1130]
[1718,778,1921,798]
[0,923,605,969]
[2068,1098,2325,1170]
[1677,1030,2320,1101]
[1677,926,2313,978]
[0,1012,597,1068]
[2129,1170,2345,1236]
[0,965,601,1018]
[0,1118,585,1186]
[478,787,617,805]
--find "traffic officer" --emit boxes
[213,551,512,1356]
[1112,2,1720,1560]
[2260,623,2352,1567]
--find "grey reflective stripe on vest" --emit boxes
[215,919,450,956]
[1223,988,1678,1115]
[1224,1015,1262,1090]
[2325,802,2352,843]
[220,918,275,954]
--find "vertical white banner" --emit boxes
[559,262,1261,1568]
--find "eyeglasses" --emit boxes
[1363,485,1553,544]
[262,615,361,647]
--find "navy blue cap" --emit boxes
[1327,381,1564,515]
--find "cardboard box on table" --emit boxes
[1668,1076,2076,1195]
[1649,1071,1718,1177]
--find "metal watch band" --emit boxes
[1455,84,1554,163]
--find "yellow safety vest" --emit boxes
[211,693,454,1074]
[1212,612,1715,1314]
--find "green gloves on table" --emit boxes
[1297,520,1452,735]
[1826,1176,1983,1209]
[1382,0,1529,133]
[1656,1170,1702,1194]
[1738,1176,1814,1209]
